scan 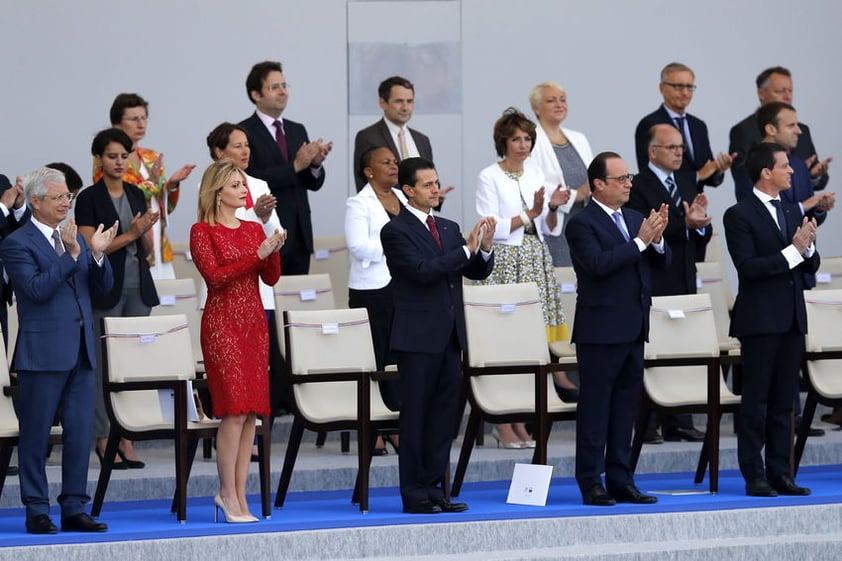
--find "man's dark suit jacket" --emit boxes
[0,174,28,347]
[353,118,433,191]
[566,202,671,345]
[240,112,325,255]
[381,207,493,353]
[724,194,819,339]
[729,114,828,200]
[627,167,711,296]
[635,105,723,191]
[73,180,159,310]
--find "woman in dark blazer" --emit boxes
[75,128,160,469]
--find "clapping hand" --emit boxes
[792,216,818,254]
[683,193,712,229]
[88,220,119,261]
[549,185,571,208]
[254,193,277,223]
[637,204,669,245]
[257,229,286,259]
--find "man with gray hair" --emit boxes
[1,167,117,534]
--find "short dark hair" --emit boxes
[206,122,248,160]
[398,157,436,189]
[492,107,537,158]
[91,128,133,157]
[246,61,282,104]
[378,76,414,102]
[756,101,795,137]
[756,66,791,89]
[587,151,623,191]
[746,142,787,184]
[45,162,83,194]
[358,145,397,183]
[109,93,148,125]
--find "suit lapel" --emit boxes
[398,207,442,254]
[377,120,401,162]
[749,195,787,244]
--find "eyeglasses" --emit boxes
[124,116,148,123]
[652,144,686,152]
[662,82,697,92]
[43,192,74,202]
[604,174,635,184]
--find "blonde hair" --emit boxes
[528,81,566,113]
[196,159,245,226]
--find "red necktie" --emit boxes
[272,119,289,162]
[426,215,443,250]
[243,180,254,210]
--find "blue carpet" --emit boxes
[1,465,840,547]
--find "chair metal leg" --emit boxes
[451,412,481,497]
[257,416,272,518]
[91,431,121,517]
[352,430,379,505]
[630,403,649,472]
[275,419,305,508]
[203,437,212,460]
[793,392,818,477]
[171,438,200,515]
[695,417,715,485]
[315,430,327,448]
[340,430,351,454]
[0,445,13,498]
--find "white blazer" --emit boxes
[344,184,407,290]
[475,161,561,246]
[529,125,594,221]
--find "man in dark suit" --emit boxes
[724,142,819,497]
[1,167,117,534]
[353,76,454,209]
[634,62,734,192]
[0,173,28,348]
[380,157,494,514]
[730,66,831,201]
[565,152,670,506]
[240,60,333,275]
[627,125,712,443]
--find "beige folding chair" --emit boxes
[794,289,842,474]
[702,232,724,263]
[275,308,399,512]
[630,293,740,493]
[0,332,62,499]
[813,256,842,290]
[151,278,204,374]
[309,236,350,308]
[451,282,577,497]
[91,314,272,522]
[549,267,577,360]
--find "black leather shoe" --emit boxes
[643,427,664,445]
[581,483,616,506]
[554,384,579,403]
[402,500,442,514]
[745,477,778,497]
[609,484,658,504]
[434,499,469,512]
[61,513,108,532]
[26,514,57,535]
[663,427,706,442]
[770,475,811,496]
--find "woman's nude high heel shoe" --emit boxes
[491,427,526,449]
[213,494,257,523]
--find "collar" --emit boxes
[256,110,282,130]
[383,117,406,138]
[404,202,433,225]
[590,196,620,218]
[663,104,687,120]
[647,162,674,186]
[753,187,780,205]
[30,215,59,244]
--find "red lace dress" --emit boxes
[189,221,281,416]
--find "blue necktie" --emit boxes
[612,211,630,242]
[769,199,786,233]
[673,116,694,160]
[665,175,684,216]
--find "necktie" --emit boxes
[397,127,409,160]
[243,180,255,210]
[673,116,694,160]
[665,175,684,214]
[52,229,65,256]
[426,215,443,250]
[611,211,630,242]
[769,199,786,233]
[272,119,289,162]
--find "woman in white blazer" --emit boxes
[528,81,594,267]
[345,146,407,422]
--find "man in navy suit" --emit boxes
[353,76,454,210]
[730,67,831,201]
[1,167,117,534]
[380,157,494,514]
[565,152,670,506]
[724,142,819,497]
[634,62,734,192]
[0,173,28,348]
[240,60,333,275]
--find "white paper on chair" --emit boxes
[158,381,200,422]
[159,294,177,306]
[816,272,832,284]
[506,463,553,506]
[314,249,330,260]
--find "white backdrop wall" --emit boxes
[2,0,840,264]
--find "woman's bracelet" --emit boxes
[519,210,532,226]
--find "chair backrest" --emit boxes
[274,274,336,357]
[285,308,388,423]
[550,267,577,357]
[309,236,350,308]
[170,241,208,308]
[814,256,842,290]
[0,332,19,437]
[703,232,724,263]
[151,278,203,367]
[102,314,196,429]
[803,289,842,399]
[646,293,719,359]
[695,261,738,349]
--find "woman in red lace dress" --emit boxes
[190,159,283,522]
